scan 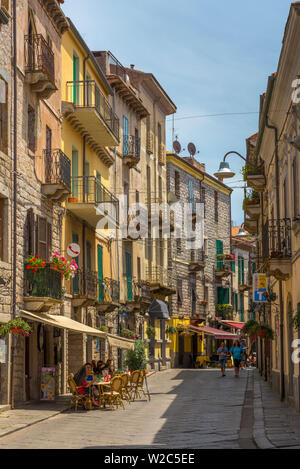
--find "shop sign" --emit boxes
[253,273,267,303]
[41,367,56,401]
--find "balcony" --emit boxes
[64,80,119,147]
[146,266,177,299]
[238,274,251,292]
[65,176,118,228]
[25,34,56,99]
[71,269,98,307]
[246,170,266,192]
[158,143,166,166]
[262,218,292,280]
[189,249,206,272]
[41,149,71,202]
[96,278,120,313]
[23,263,63,312]
[244,218,258,235]
[126,280,152,311]
[244,200,261,219]
[123,135,141,168]
[215,259,232,278]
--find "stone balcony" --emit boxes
[23,263,63,312]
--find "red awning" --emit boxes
[187,324,238,340]
[220,321,245,330]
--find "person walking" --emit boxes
[239,339,247,369]
[217,342,228,377]
[230,341,243,377]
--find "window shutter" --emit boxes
[24,209,35,257]
[217,287,224,304]
[47,222,52,261]
[36,216,47,259]
[216,240,223,270]
[223,288,229,305]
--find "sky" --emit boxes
[61,0,293,225]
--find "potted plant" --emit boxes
[50,252,78,280]
[67,196,78,203]
[257,324,274,340]
[25,255,46,273]
[165,325,177,336]
[146,325,156,339]
[99,325,107,332]
[0,318,32,338]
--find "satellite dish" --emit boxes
[173,140,181,154]
[188,143,196,157]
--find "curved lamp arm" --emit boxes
[223,151,247,163]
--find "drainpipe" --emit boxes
[10,0,17,410]
[266,115,285,402]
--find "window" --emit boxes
[36,216,52,260]
[189,179,194,212]
[200,184,206,218]
[175,171,180,199]
[177,279,183,304]
[86,241,92,271]
[24,208,35,258]
[0,78,8,154]
[158,122,162,147]
[123,115,128,156]
[176,238,181,254]
[137,257,141,281]
[214,191,218,222]
[28,105,36,152]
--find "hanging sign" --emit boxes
[67,243,81,258]
[41,367,56,401]
[253,273,267,303]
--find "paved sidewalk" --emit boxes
[0,368,300,448]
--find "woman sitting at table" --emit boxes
[102,359,114,374]
[73,363,98,407]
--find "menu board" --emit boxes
[41,367,56,401]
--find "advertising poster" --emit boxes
[41,367,56,401]
[253,273,267,303]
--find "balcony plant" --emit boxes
[0,318,32,338]
[98,325,108,332]
[121,328,136,340]
[165,325,177,336]
[146,325,156,339]
[241,164,264,181]
[25,254,46,273]
[50,252,78,280]
[243,190,260,210]
[257,324,274,340]
[216,304,233,313]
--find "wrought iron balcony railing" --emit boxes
[146,266,177,290]
[262,218,292,260]
[190,249,206,264]
[43,149,71,190]
[72,269,98,299]
[133,280,151,301]
[66,80,119,140]
[98,278,120,303]
[25,34,55,83]
[24,263,63,300]
[123,135,141,161]
[70,176,118,206]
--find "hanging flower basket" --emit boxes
[50,252,78,280]
[0,319,32,338]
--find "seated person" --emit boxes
[73,363,98,407]
[102,359,114,374]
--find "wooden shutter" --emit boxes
[217,287,224,304]
[36,216,52,260]
[223,288,229,304]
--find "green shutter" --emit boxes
[223,288,229,305]
[216,240,223,270]
[97,245,104,302]
[232,258,236,273]
[217,287,224,304]
[86,241,92,271]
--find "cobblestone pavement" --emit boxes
[0,368,299,449]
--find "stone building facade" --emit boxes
[242,3,300,411]
[166,152,232,367]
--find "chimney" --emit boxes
[130,64,135,69]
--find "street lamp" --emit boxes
[214,151,247,182]
[236,223,248,238]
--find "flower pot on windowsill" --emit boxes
[68,197,78,203]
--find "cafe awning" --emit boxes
[21,311,135,349]
[148,299,170,320]
[219,321,245,330]
[188,324,238,340]
[107,333,135,350]
[21,311,107,338]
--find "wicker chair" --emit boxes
[119,373,131,405]
[137,369,149,400]
[102,376,125,410]
[128,370,141,401]
[67,374,92,411]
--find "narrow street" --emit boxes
[0,369,299,450]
